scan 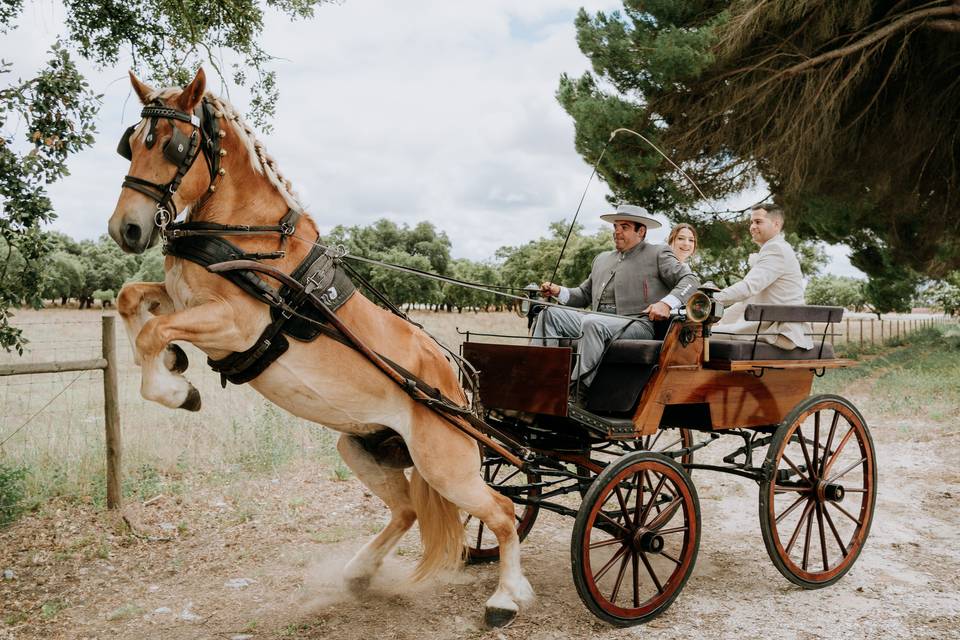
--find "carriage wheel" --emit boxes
[465,454,541,563]
[759,394,877,588]
[571,451,700,626]
[643,428,695,467]
[576,428,696,495]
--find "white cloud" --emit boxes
[3,0,862,279]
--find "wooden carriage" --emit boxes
[460,298,876,625]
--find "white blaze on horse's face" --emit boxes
[109,118,164,254]
[108,69,207,254]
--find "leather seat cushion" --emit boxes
[710,339,835,361]
[602,339,663,365]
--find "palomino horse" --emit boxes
[108,68,532,627]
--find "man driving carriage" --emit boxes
[530,204,699,387]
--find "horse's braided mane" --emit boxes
[147,87,303,212]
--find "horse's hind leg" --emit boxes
[336,433,417,594]
[409,422,534,627]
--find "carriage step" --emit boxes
[567,403,636,436]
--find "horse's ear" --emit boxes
[176,68,206,112]
[128,71,155,104]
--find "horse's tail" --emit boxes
[409,468,464,581]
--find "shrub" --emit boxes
[0,463,28,528]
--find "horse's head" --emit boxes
[109,68,214,253]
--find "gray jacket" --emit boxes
[565,242,699,316]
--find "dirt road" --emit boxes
[2,350,958,639]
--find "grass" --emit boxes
[814,325,960,425]
[1,308,954,529]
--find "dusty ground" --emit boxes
[2,319,959,639]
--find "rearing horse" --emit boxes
[108,68,533,627]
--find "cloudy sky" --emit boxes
[5,0,861,276]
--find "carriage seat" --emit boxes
[709,339,835,361]
[709,303,842,361]
[599,339,663,365]
[585,339,663,415]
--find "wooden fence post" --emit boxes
[845,318,850,344]
[102,316,122,509]
[871,319,875,344]
[859,319,864,348]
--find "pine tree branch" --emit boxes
[781,4,959,77]
[925,19,960,31]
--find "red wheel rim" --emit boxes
[580,459,698,618]
[765,400,875,583]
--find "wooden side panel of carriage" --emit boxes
[629,321,826,436]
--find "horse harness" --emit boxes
[117,99,359,384]
[114,99,497,433]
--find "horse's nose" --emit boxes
[122,222,142,246]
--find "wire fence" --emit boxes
[0,309,339,509]
[818,313,953,348]
[0,307,955,510]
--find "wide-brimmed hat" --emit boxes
[599,204,662,229]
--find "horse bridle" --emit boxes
[117,99,224,226]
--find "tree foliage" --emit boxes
[327,219,453,309]
[924,273,960,316]
[0,44,99,350]
[560,1,960,289]
[0,1,332,351]
[805,275,867,311]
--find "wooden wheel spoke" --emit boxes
[609,549,632,604]
[797,424,815,481]
[645,496,683,531]
[620,473,638,513]
[822,426,854,478]
[812,412,821,477]
[827,457,868,484]
[646,430,664,451]
[632,552,641,608]
[820,410,841,477]
[614,485,630,521]
[593,543,629,582]
[786,500,815,555]
[776,494,807,524]
[828,500,863,527]
[657,525,688,535]
[802,500,815,570]
[639,474,667,526]
[774,484,809,493]
[589,536,624,550]
[781,453,812,484]
[476,520,486,549]
[639,551,664,593]
[822,504,849,557]
[816,501,829,572]
[842,488,867,493]
[595,511,633,539]
[634,470,649,526]
[660,550,681,565]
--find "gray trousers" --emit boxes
[530,307,654,385]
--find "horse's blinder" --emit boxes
[117,101,221,219]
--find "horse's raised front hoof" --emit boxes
[168,344,189,374]
[483,606,518,629]
[179,386,202,412]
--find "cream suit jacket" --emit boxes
[713,234,813,350]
